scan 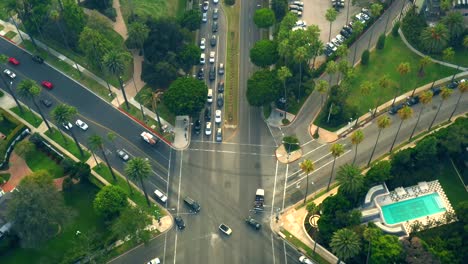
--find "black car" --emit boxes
[204,107,211,121]
[431,86,441,96]
[197,68,205,80]
[388,103,404,115]
[194,120,201,134]
[217,93,224,107]
[406,96,420,106]
[183,196,201,213]
[211,35,217,47]
[324,48,333,57]
[343,25,353,34]
[32,55,44,64]
[40,98,52,107]
[175,216,185,229]
[447,80,461,89]
[212,21,218,32]
[209,66,216,81]
[340,29,351,38]
[245,216,261,230]
[217,81,224,93]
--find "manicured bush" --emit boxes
[377,34,386,50]
[392,21,400,37]
[361,50,370,65]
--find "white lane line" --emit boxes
[151,169,168,183]
[188,148,275,156]
[173,151,184,264]
[165,149,172,196]
[270,160,279,216]
[191,140,277,148]
[283,241,288,264]
[266,123,279,147]
[301,138,315,147]
[281,164,289,211]
[286,149,352,189]
[271,233,276,264]
[302,143,328,157]
[287,152,333,179]
[163,233,168,264]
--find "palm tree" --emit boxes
[389,105,413,152]
[428,87,452,130]
[420,23,449,53]
[442,47,460,82]
[351,130,364,164]
[449,81,468,121]
[300,159,315,204]
[337,60,349,84]
[417,56,432,78]
[373,76,391,117]
[294,46,308,100]
[367,3,383,49]
[363,227,382,264]
[103,50,132,109]
[325,8,338,42]
[325,60,338,84]
[350,19,364,64]
[310,39,324,70]
[367,115,391,166]
[51,104,85,157]
[88,134,117,182]
[316,80,329,109]
[355,81,372,126]
[441,11,464,44]
[0,55,23,114]
[125,157,152,206]
[16,79,51,130]
[278,39,291,64]
[327,143,344,191]
[345,0,356,24]
[140,89,164,133]
[330,228,361,264]
[336,164,364,198]
[393,62,411,106]
[278,66,292,116]
[409,91,433,140]
[127,21,150,57]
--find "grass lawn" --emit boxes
[437,159,468,207]
[0,172,11,184]
[10,106,42,128]
[119,0,186,23]
[0,24,4,31]
[2,181,110,264]
[432,47,468,68]
[21,40,115,102]
[224,3,240,126]
[23,147,64,179]
[134,85,176,125]
[0,118,17,135]
[281,229,329,264]
[44,128,91,162]
[346,35,459,116]
[93,164,164,218]
[4,31,17,40]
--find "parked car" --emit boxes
[205,121,212,136]
[299,255,314,264]
[8,57,19,65]
[336,34,345,44]
[200,38,206,50]
[293,1,304,7]
[218,63,224,75]
[202,1,209,12]
[202,12,207,22]
[175,216,185,229]
[207,88,213,103]
[218,81,224,93]
[388,103,404,115]
[289,4,303,11]
[213,0,218,4]
[290,10,302,17]
[197,67,205,80]
[245,216,261,230]
[215,109,222,124]
[219,223,232,235]
[62,122,73,130]
[406,96,420,106]
[340,29,351,38]
[212,21,218,32]
[431,86,441,96]
[32,55,44,63]
[194,119,201,134]
[75,119,89,131]
[205,107,212,121]
[117,149,130,161]
[40,98,52,107]
[215,128,222,142]
[184,196,201,212]
[217,93,224,107]
[213,8,219,20]
[343,25,353,34]
[211,35,217,47]
[3,69,16,79]
[295,20,307,27]
[154,189,168,203]
[200,53,206,64]
[41,81,53,90]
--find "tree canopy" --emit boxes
[93,185,128,219]
[254,8,276,28]
[163,77,208,116]
[111,205,152,243]
[250,40,279,68]
[142,61,179,89]
[246,69,281,106]
[179,9,202,31]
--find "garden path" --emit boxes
[0,152,31,192]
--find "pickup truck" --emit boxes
[141,131,157,145]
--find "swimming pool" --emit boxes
[381,193,446,225]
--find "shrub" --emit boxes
[62,176,74,191]
[103,8,117,21]
[401,6,427,49]
[392,21,400,37]
[361,50,370,65]
[377,34,386,50]
[61,158,75,174]
[225,0,235,5]
[283,135,300,151]
[93,185,129,220]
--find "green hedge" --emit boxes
[0,124,27,169]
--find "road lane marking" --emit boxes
[282,164,289,211]
[283,241,288,264]
[302,143,328,157]
[287,152,333,179]
[301,138,315,147]
[188,148,275,156]
[286,149,352,189]
[151,169,168,183]
[271,233,276,264]
[173,151,184,264]
[191,140,276,148]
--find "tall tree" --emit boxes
[294,46,308,99]
[417,56,432,78]
[300,159,315,204]
[428,87,452,130]
[139,89,165,133]
[441,11,464,44]
[389,105,413,152]
[16,79,51,130]
[336,164,364,198]
[111,205,152,244]
[442,47,460,82]
[61,0,86,47]
[125,157,152,206]
[127,21,150,56]
[330,228,361,263]
[79,27,112,69]
[367,3,383,49]
[93,185,128,219]
[88,134,117,181]
[103,50,132,109]
[420,23,449,53]
[393,62,411,106]
[409,91,433,140]
[250,40,279,68]
[449,81,468,121]
[277,66,292,116]
[316,80,329,109]
[368,115,391,166]
[351,21,364,65]
[253,8,276,28]
[374,76,391,117]
[6,171,72,248]
[164,77,208,116]
[351,130,364,164]
[325,8,338,42]
[325,60,338,84]
[327,143,344,191]
[51,104,84,157]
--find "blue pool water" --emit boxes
[381,193,446,225]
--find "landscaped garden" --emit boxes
[44,128,91,162]
[10,106,42,128]
[119,0,187,23]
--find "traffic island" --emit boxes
[275,144,303,164]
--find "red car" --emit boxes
[8,57,20,65]
[41,81,53,90]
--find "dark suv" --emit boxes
[388,103,404,115]
[175,216,185,229]
[184,196,201,213]
[245,216,261,230]
[194,120,201,134]
[32,55,44,64]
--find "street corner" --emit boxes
[309,124,338,144]
[152,214,174,234]
[275,144,303,164]
[172,115,191,150]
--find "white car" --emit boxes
[299,255,314,264]
[293,1,304,7]
[336,34,345,44]
[75,119,88,131]
[331,38,341,47]
[295,20,307,27]
[200,53,206,64]
[326,42,338,52]
[147,258,161,264]
[219,223,232,235]
[154,189,168,203]
[209,51,215,64]
[213,0,219,4]
[62,122,73,130]
[202,1,209,11]
[215,110,222,124]
[3,69,16,79]
[200,38,206,50]
[117,149,130,161]
[202,12,207,23]
[205,122,212,136]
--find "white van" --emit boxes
[207,89,213,103]
[154,189,168,203]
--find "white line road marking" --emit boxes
[266,123,279,147]
[190,140,277,148]
[270,161,279,216]
[286,149,352,189]
[287,152,333,179]
[271,233,276,264]
[163,232,168,264]
[283,241,288,264]
[282,164,289,211]
[152,169,168,183]
[301,138,315,147]
[188,148,275,156]
[302,143,327,157]
[173,151,184,264]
